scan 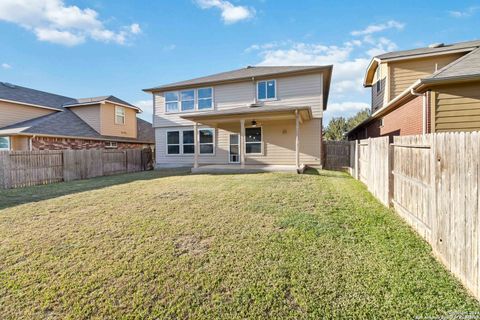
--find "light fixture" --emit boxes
[251,120,257,127]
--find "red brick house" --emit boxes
[348,40,480,140]
[0,82,154,151]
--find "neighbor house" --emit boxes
[143,66,332,170]
[0,82,154,151]
[348,40,480,140]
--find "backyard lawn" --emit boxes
[0,169,479,319]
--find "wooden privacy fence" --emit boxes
[323,141,354,169]
[325,132,480,299]
[0,149,152,189]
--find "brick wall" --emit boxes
[31,137,150,150]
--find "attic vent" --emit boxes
[428,43,445,48]
[1,82,16,88]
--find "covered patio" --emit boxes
[180,104,317,173]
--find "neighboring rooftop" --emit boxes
[376,39,480,61]
[144,65,332,91]
[0,82,75,110]
[0,109,154,143]
[63,95,140,110]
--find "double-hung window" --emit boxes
[181,90,195,112]
[199,129,214,154]
[115,106,125,124]
[183,130,195,154]
[166,131,180,154]
[198,88,213,110]
[0,136,10,150]
[257,80,276,101]
[165,92,179,113]
[245,127,262,154]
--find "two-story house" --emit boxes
[143,65,333,171]
[0,82,154,151]
[348,40,480,140]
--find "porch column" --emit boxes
[193,122,199,168]
[240,119,245,168]
[295,110,300,168]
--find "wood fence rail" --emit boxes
[325,132,480,300]
[0,148,152,189]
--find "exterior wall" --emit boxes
[10,136,30,151]
[432,81,480,132]
[371,62,388,112]
[349,96,424,140]
[0,100,55,128]
[389,53,464,98]
[69,105,101,132]
[153,72,324,128]
[31,136,151,150]
[155,118,322,166]
[100,102,137,138]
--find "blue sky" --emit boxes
[0,0,479,124]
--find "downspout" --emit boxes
[410,88,427,134]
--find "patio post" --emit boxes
[193,122,199,168]
[240,119,245,168]
[295,110,300,168]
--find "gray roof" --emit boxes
[180,104,312,119]
[0,82,75,110]
[376,39,480,61]
[424,47,480,81]
[144,65,332,91]
[0,109,154,143]
[63,95,139,109]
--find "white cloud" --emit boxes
[195,0,255,24]
[135,99,153,114]
[1,63,12,69]
[449,6,479,18]
[0,0,141,46]
[351,20,404,36]
[327,102,369,112]
[163,44,176,51]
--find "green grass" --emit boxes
[0,169,479,319]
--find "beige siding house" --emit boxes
[144,66,332,171]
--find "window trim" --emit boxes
[199,128,215,155]
[257,79,277,101]
[115,106,126,125]
[166,130,181,155]
[165,128,215,156]
[164,87,215,114]
[197,87,214,111]
[182,130,195,154]
[245,126,263,155]
[0,136,10,151]
[180,89,195,112]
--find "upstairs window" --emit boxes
[375,67,381,94]
[257,80,276,101]
[198,88,213,110]
[165,92,179,113]
[0,136,10,150]
[181,90,195,112]
[115,106,125,124]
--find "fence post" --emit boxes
[355,140,359,180]
[388,142,394,207]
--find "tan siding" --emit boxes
[153,73,324,128]
[0,101,55,128]
[100,102,137,138]
[372,63,388,112]
[433,82,480,132]
[69,105,101,132]
[10,136,30,151]
[389,53,464,98]
[155,118,321,166]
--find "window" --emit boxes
[105,141,118,149]
[379,118,384,127]
[165,92,179,113]
[198,88,213,110]
[0,136,10,150]
[183,130,195,154]
[181,90,195,112]
[375,67,381,94]
[199,129,214,154]
[245,127,262,154]
[115,106,125,124]
[257,80,276,101]
[166,131,180,154]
